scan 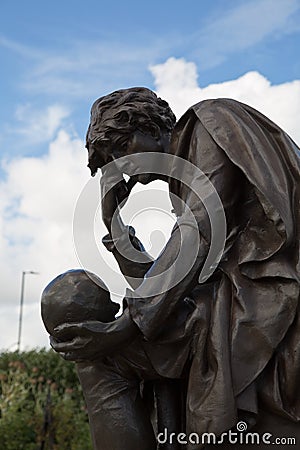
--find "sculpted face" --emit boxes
[86,87,175,181]
[87,130,167,184]
[86,139,115,176]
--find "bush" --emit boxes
[0,349,93,450]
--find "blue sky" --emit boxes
[0,0,300,350]
[1,0,300,157]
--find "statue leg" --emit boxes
[154,379,186,450]
[76,360,157,450]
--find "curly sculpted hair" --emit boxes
[86,87,176,151]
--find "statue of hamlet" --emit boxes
[42,88,300,449]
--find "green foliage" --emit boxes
[0,349,93,450]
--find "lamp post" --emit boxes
[17,270,39,352]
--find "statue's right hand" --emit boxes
[50,334,93,361]
[100,166,131,232]
[50,310,138,362]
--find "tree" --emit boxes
[0,349,92,450]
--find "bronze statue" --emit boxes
[44,88,300,449]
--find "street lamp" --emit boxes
[17,270,39,352]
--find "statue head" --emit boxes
[86,87,176,179]
[41,269,120,336]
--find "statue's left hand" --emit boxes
[50,310,138,362]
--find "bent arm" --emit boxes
[126,219,209,340]
[102,225,154,289]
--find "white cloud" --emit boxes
[192,0,300,69]
[150,57,300,145]
[0,130,89,350]
[31,39,172,98]
[0,35,41,60]
[0,36,169,99]
[14,103,70,144]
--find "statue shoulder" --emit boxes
[190,98,244,115]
